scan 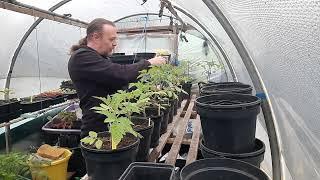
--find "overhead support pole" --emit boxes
[202,1,282,180]
[172,23,179,64]
[0,0,88,28]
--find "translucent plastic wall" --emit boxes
[1,0,319,179]
[172,0,320,179]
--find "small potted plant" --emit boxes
[196,60,222,91]
[0,89,21,123]
[129,81,165,147]
[80,91,142,180]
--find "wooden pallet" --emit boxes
[148,95,201,166]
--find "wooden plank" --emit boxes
[118,25,173,34]
[0,1,88,28]
[167,137,191,145]
[148,99,187,162]
[186,115,202,165]
[180,111,197,119]
[165,95,195,165]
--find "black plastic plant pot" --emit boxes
[0,110,22,123]
[131,117,154,162]
[50,95,67,105]
[201,82,252,96]
[200,138,265,167]
[134,52,156,60]
[168,100,175,124]
[110,55,137,65]
[174,99,178,115]
[81,132,140,180]
[196,94,261,153]
[0,99,21,114]
[21,98,51,113]
[112,53,125,56]
[145,107,164,148]
[182,82,192,99]
[119,162,175,180]
[180,158,270,180]
[160,105,170,135]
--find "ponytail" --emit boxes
[70,36,87,54]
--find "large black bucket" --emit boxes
[180,158,270,180]
[196,94,261,153]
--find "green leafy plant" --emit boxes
[138,65,188,101]
[0,152,31,180]
[196,60,222,81]
[0,88,14,100]
[81,90,145,150]
[80,131,103,149]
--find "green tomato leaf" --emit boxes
[89,131,98,138]
[95,139,103,149]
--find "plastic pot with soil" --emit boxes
[174,98,179,115]
[160,103,170,135]
[110,55,137,65]
[133,52,156,60]
[81,132,140,180]
[21,96,51,113]
[131,117,154,162]
[119,162,175,180]
[200,82,252,96]
[200,138,265,167]
[180,158,270,180]
[168,99,175,124]
[0,98,21,123]
[144,106,164,148]
[182,82,192,99]
[42,111,81,134]
[196,94,261,153]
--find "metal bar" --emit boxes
[0,0,88,28]
[114,13,177,23]
[4,0,73,100]
[202,1,282,179]
[173,5,238,82]
[165,96,195,165]
[5,123,11,153]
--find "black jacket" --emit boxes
[68,47,150,137]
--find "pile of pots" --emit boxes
[180,81,269,179]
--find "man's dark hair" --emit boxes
[70,18,115,53]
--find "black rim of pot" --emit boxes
[196,93,261,110]
[80,132,140,153]
[180,158,270,179]
[200,138,265,158]
[131,116,154,132]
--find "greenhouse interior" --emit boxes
[0,0,319,179]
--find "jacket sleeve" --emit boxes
[69,50,151,86]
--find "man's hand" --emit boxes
[148,56,166,65]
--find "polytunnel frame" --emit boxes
[2,0,282,179]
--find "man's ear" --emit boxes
[92,32,102,40]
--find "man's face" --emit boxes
[95,24,117,56]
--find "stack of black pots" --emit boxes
[184,81,269,180]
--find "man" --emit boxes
[68,18,166,138]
